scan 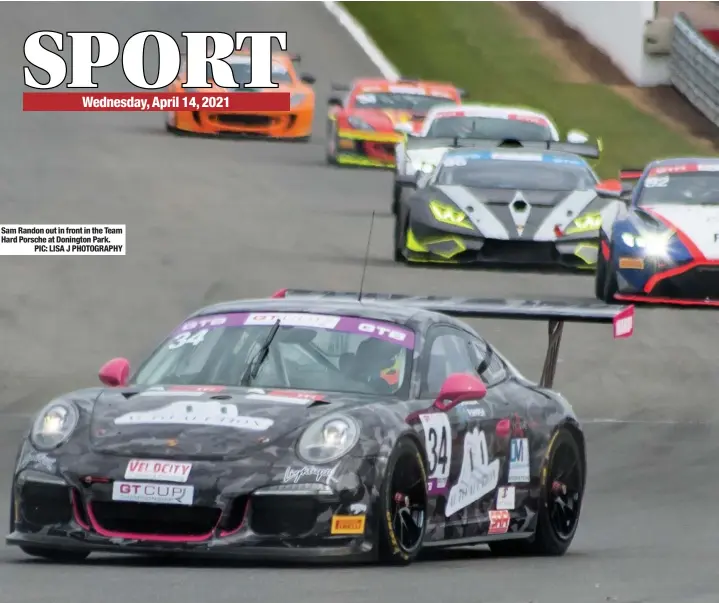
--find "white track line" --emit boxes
[322,0,400,79]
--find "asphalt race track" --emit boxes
[3,3,719,602]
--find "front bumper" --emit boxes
[334,129,402,168]
[615,260,719,305]
[172,109,313,139]
[7,455,375,561]
[402,221,598,269]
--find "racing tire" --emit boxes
[19,546,90,562]
[377,437,428,565]
[325,122,338,165]
[600,247,619,304]
[594,245,608,300]
[392,180,401,214]
[393,212,409,263]
[489,427,584,557]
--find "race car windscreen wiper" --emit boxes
[240,319,282,386]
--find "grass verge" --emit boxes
[342,1,705,178]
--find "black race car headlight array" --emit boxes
[297,413,360,464]
[30,400,79,451]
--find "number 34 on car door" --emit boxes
[418,413,452,495]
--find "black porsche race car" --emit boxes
[393,142,613,269]
[7,289,634,564]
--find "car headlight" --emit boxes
[620,231,672,257]
[30,400,79,451]
[348,116,374,131]
[428,200,473,229]
[297,414,360,464]
[565,212,602,234]
[290,93,306,108]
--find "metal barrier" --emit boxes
[670,12,719,126]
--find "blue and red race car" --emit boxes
[596,157,719,306]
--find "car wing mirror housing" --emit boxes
[433,373,487,412]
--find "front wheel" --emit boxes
[393,211,409,263]
[600,246,619,303]
[489,427,584,557]
[595,244,608,300]
[325,122,338,165]
[377,438,428,565]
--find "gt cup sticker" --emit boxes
[418,413,451,494]
[508,438,530,483]
[445,427,499,516]
[112,481,193,506]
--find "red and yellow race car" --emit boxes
[165,51,316,140]
[325,78,464,168]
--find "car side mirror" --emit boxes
[433,373,487,412]
[394,122,414,135]
[567,129,590,144]
[300,73,316,85]
[327,95,343,108]
[595,179,622,199]
[396,173,418,188]
[99,357,130,387]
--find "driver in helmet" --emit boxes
[348,338,402,394]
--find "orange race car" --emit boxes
[326,78,464,168]
[165,51,316,140]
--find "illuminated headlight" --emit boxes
[348,116,374,130]
[621,231,672,257]
[30,400,79,451]
[290,93,306,108]
[428,200,473,229]
[566,212,602,233]
[297,414,360,464]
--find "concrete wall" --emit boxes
[540,1,670,86]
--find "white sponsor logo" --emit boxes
[125,459,193,483]
[496,486,516,510]
[112,481,194,506]
[445,428,499,516]
[283,465,337,484]
[179,316,227,331]
[357,323,407,342]
[349,503,367,515]
[244,313,340,329]
[461,401,486,418]
[24,31,287,90]
[114,401,273,431]
[508,438,530,483]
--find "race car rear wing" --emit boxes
[271,289,634,389]
[404,137,601,159]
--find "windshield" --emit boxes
[207,60,293,85]
[426,116,553,141]
[638,170,719,205]
[132,312,414,397]
[436,158,596,191]
[351,92,450,112]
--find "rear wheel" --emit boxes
[378,438,428,565]
[393,211,409,263]
[19,546,90,562]
[489,427,584,557]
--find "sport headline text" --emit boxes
[24,31,288,89]
[0,224,126,255]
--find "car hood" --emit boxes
[88,386,362,460]
[430,185,599,241]
[641,203,719,259]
